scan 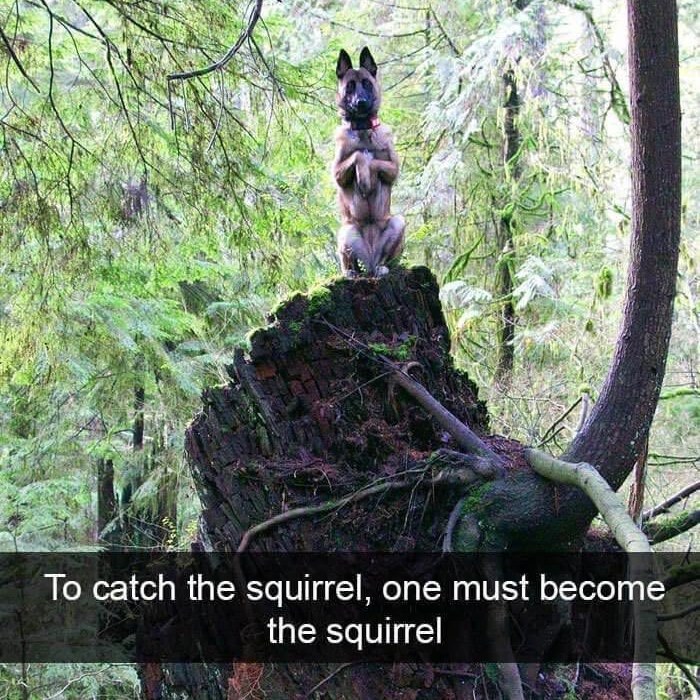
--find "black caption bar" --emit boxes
[0,552,696,663]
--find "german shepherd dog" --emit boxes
[333,47,405,277]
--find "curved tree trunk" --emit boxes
[454,0,682,550]
[565,0,681,485]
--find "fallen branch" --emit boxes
[319,318,506,475]
[390,368,505,472]
[237,456,496,553]
[524,448,656,700]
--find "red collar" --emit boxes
[348,116,381,131]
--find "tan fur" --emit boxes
[332,50,405,277]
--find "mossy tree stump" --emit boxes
[184,266,524,554]
[154,267,531,699]
[154,267,620,700]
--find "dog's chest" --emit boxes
[348,129,390,161]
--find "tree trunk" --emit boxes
[156,267,525,699]
[565,0,681,484]
[133,381,145,453]
[186,267,494,553]
[494,67,521,381]
[96,457,116,537]
[453,0,682,549]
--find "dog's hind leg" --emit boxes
[337,224,372,277]
[373,215,405,276]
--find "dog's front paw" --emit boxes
[344,269,359,279]
[375,265,390,277]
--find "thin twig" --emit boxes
[304,663,359,698]
[538,397,582,446]
[643,480,700,521]
[0,24,40,92]
[166,0,263,82]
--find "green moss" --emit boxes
[596,265,614,299]
[665,562,700,588]
[649,511,699,543]
[662,512,691,530]
[368,336,416,361]
[307,286,333,315]
[245,326,263,345]
[460,482,491,515]
[269,291,303,319]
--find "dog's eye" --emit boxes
[362,79,373,91]
[346,80,356,93]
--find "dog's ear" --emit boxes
[336,49,353,80]
[359,47,377,77]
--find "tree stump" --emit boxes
[155,267,528,699]
[151,266,637,700]
[184,266,518,554]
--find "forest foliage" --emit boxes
[0,0,697,697]
[0,0,697,583]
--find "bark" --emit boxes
[627,438,648,524]
[565,0,681,483]
[96,457,116,537]
[494,67,521,381]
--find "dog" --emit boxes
[332,47,405,277]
